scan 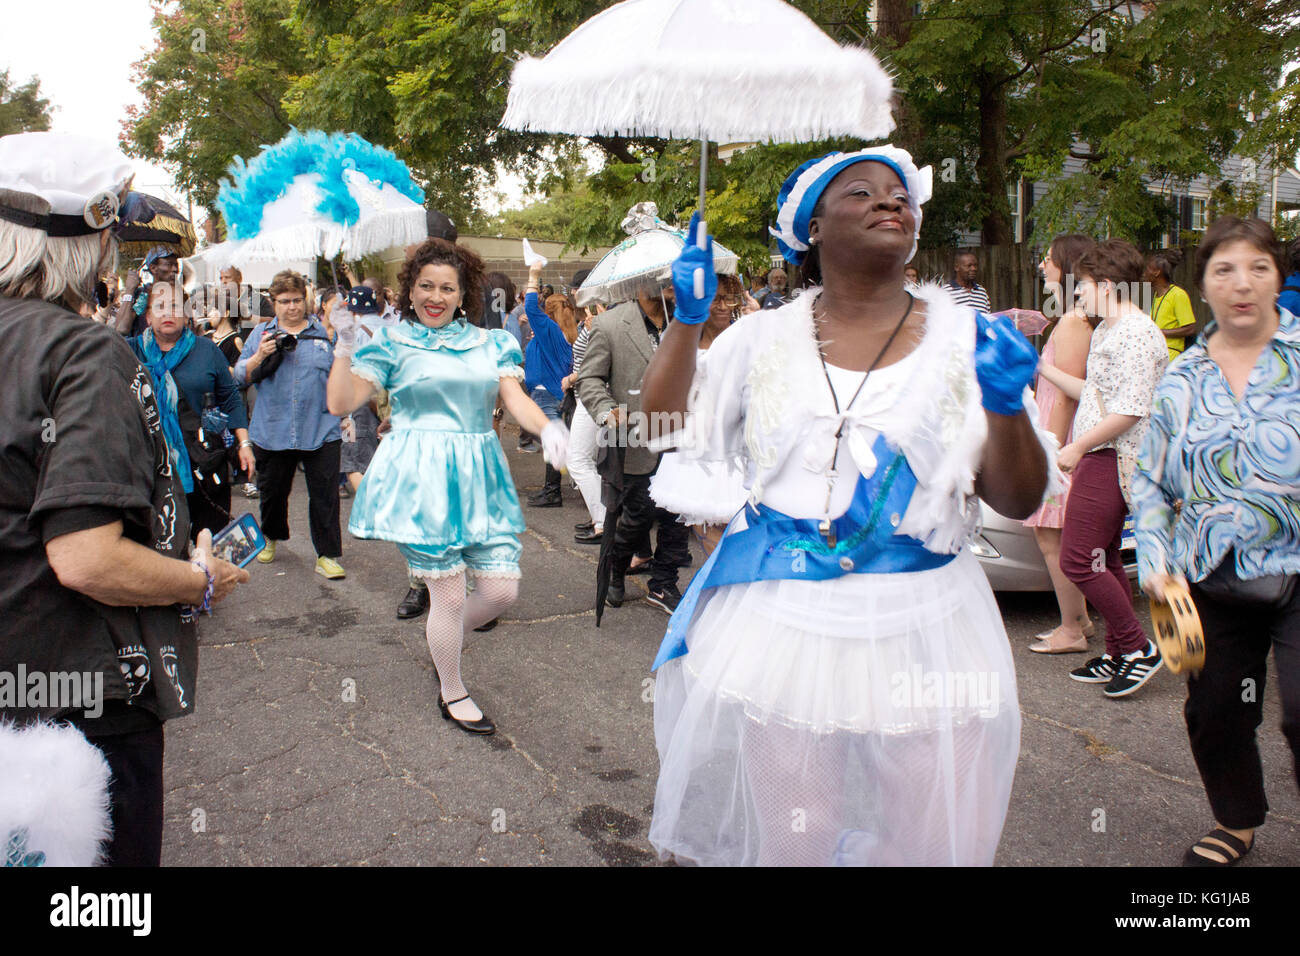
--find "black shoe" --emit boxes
[438,694,495,735]
[606,579,626,608]
[1069,655,1117,684]
[528,490,563,507]
[574,528,603,544]
[396,585,430,619]
[646,585,682,615]
[575,521,594,532]
[1103,641,1163,698]
[473,617,499,632]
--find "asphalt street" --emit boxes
[162,425,1300,866]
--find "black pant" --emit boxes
[610,472,690,593]
[540,462,562,496]
[186,470,232,542]
[254,441,342,558]
[85,722,166,867]
[1184,579,1300,829]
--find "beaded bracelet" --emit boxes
[187,560,215,618]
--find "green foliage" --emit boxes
[123,0,1299,259]
[885,0,1298,246]
[0,70,53,137]
[122,0,299,209]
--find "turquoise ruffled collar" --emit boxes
[390,318,487,352]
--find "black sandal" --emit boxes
[1182,827,1253,867]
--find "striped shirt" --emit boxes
[572,324,591,375]
[946,282,991,313]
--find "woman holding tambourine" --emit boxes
[1132,217,1300,867]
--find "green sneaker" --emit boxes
[315,556,345,580]
[257,540,276,564]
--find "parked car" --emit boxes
[969,502,1137,592]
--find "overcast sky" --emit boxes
[0,0,538,223]
[2,1,184,207]
[5,1,1291,230]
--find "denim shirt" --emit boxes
[1133,307,1300,585]
[234,316,341,451]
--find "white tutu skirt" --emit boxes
[649,550,1020,866]
[649,452,748,527]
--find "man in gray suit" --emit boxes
[576,282,690,614]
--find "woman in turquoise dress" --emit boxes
[327,238,568,735]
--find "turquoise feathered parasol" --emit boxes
[212,130,426,265]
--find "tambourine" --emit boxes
[1150,582,1205,675]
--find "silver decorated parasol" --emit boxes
[576,202,738,307]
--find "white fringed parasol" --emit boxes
[213,130,427,268]
[501,0,896,289]
[501,0,895,148]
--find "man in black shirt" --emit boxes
[0,132,248,865]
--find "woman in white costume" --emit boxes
[640,148,1059,866]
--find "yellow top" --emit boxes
[1151,285,1196,360]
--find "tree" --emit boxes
[0,70,53,137]
[287,0,676,227]
[122,0,302,213]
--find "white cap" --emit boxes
[0,132,134,235]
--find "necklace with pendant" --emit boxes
[812,291,914,546]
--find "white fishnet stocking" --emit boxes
[419,572,518,722]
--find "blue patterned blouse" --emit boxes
[1133,307,1300,585]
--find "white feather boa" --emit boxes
[0,721,112,866]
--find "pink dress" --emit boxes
[1023,334,1072,529]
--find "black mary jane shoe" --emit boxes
[396,585,430,620]
[473,617,499,632]
[438,694,496,735]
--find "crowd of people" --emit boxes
[1,129,1297,869]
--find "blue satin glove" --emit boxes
[670,213,717,325]
[974,312,1039,416]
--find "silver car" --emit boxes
[969,502,1138,592]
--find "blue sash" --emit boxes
[652,435,955,670]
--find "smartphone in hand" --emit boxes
[211,513,267,568]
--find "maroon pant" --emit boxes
[1059,449,1147,656]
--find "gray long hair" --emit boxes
[0,190,115,308]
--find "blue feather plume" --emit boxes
[215,129,426,240]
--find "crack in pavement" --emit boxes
[165,736,307,791]
[524,526,602,565]
[505,609,597,626]
[338,712,452,818]
[1023,710,1197,784]
[1017,709,1300,826]
[491,732,560,792]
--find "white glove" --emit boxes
[330,301,358,356]
[541,420,569,470]
[522,238,548,268]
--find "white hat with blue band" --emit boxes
[770,145,932,266]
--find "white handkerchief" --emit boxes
[522,238,548,268]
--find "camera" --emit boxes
[268,329,298,353]
[248,328,298,384]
